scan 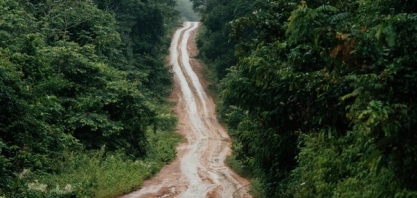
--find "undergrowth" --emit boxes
[11,130,181,198]
[226,155,265,198]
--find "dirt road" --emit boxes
[121,22,251,198]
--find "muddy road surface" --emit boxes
[121,22,251,198]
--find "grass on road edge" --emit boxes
[17,129,181,198]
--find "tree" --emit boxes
[0,0,180,195]
[197,0,417,196]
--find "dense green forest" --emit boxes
[194,0,417,197]
[0,0,181,197]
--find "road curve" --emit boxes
[121,22,251,198]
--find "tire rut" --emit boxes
[120,22,250,198]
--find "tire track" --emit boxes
[121,22,250,198]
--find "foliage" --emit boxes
[195,0,417,197]
[11,129,180,198]
[192,0,268,79]
[0,0,180,196]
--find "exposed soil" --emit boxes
[120,22,251,198]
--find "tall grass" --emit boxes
[18,130,181,198]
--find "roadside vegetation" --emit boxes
[193,0,417,197]
[0,0,181,197]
